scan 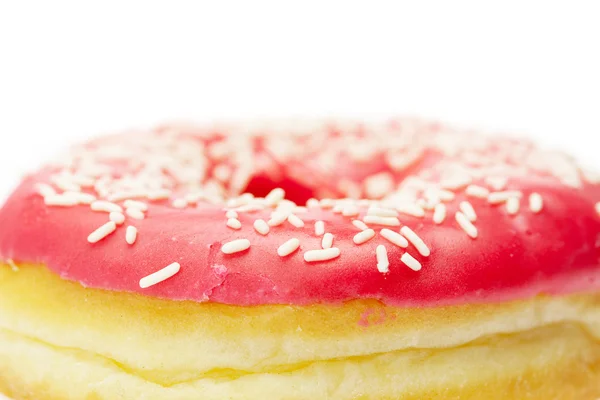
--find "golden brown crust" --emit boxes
[1,263,600,399]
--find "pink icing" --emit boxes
[0,120,598,306]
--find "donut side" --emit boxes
[1,263,599,399]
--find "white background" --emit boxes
[0,1,599,200]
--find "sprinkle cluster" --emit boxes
[31,119,600,289]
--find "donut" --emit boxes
[0,119,599,399]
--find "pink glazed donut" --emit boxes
[0,119,599,399]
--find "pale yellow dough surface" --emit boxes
[0,263,599,399]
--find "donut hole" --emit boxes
[243,174,316,205]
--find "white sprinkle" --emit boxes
[306,198,320,208]
[322,233,334,249]
[455,212,478,239]
[417,198,437,211]
[253,219,270,235]
[441,174,472,190]
[506,197,520,215]
[87,221,117,243]
[202,192,222,205]
[485,176,508,191]
[319,198,335,208]
[108,190,150,202]
[109,212,125,225]
[400,226,430,257]
[276,199,297,213]
[69,173,95,187]
[315,220,325,236]
[265,188,285,205]
[367,207,399,218]
[396,203,425,218]
[64,191,96,205]
[459,201,477,222]
[185,192,205,204]
[332,204,344,214]
[287,214,305,228]
[172,198,188,209]
[139,262,181,289]
[357,199,372,207]
[227,218,242,230]
[529,193,543,213]
[225,210,239,219]
[438,189,456,202]
[147,188,172,200]
[91,200,122,213]
[213,164,232,182]
[353,228,376,245]
[36,183,56,197]
[433,203,447,224]
[304,247,340,262]
[376,245,389,273]
[352,219,369,230]
[226,198,242,208]
[465,184,490,199]
[595,202,600,216]
[425,188,455,202]
[364,172,394,199]
[235,204,265,213]
[277,238,301,257]
[239,192,258,204]
[380,228,409,248]
[363,216,401,226]
[239,193,255,203]
[44,194,78,207]
[294,206,308,213]
[221,239,251,254]
[126,207,145,220]
[401,253,422,271]
[268,211,289,226]
[342,205,360,217]
[123,199,148,211]
[51,176,81,192]
[125,225,137,245]
[488,191,523,205]
[6,258,19,271]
